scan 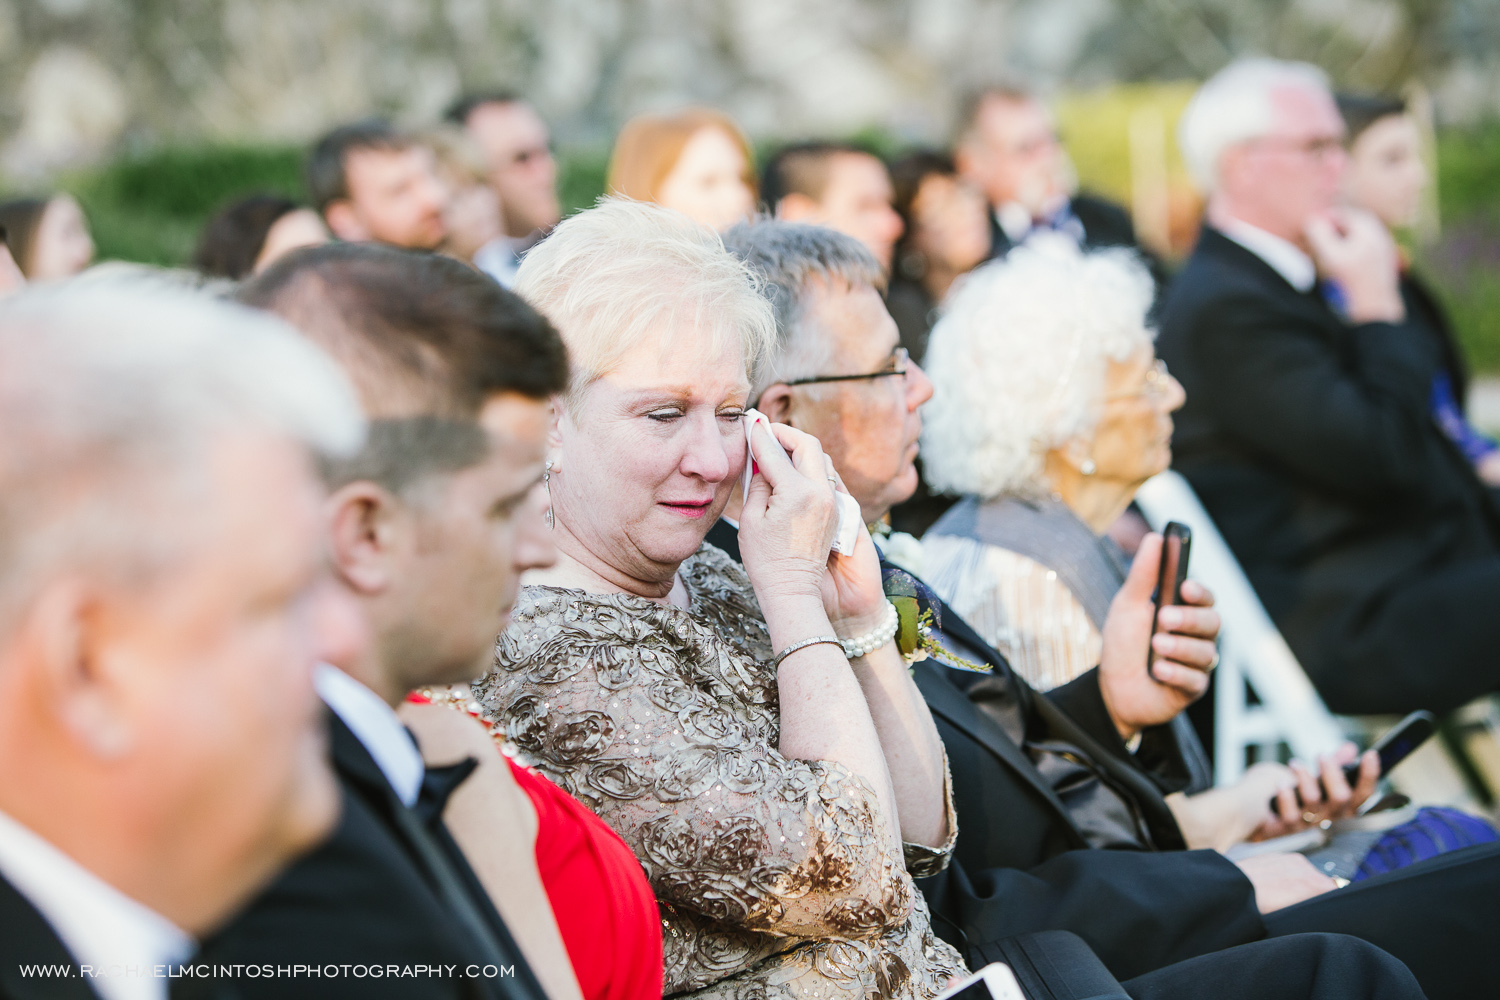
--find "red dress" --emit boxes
[505,758,663,1000]
[406,692,662,1000]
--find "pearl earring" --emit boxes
[544,460,555,529]
[1080,458,1097,476]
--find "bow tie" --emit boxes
[414,757,479,825]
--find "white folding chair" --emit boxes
[1133,471,1345,784]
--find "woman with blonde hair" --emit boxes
[606,108,757,231]
[472,198,965,999]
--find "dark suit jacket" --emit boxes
[199,714,547,999]
[1157,226,1500,713]
[0,875,100,1000]
[702,521,1263,979]
[986,193,1168,292]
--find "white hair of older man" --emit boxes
[515,197,776,405]
[1178,57,1332,193]
[720,219,884,399]
[921,236,1155,500]
[0,278,363,632]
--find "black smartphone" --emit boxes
[1147,521,1192,683]
[1268,710,1438,813]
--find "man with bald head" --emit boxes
[0,280,363,999]
[1159,59,1500,718]
[200,244,571,999]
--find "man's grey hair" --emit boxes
[921,238,1155,499]
[1178,57,1332,193]
[720,219,885,400]
[0,279,363,633]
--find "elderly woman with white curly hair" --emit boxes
[470,199,966,1000]
[919,241,1381,850]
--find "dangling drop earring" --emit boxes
[544,460,555,529]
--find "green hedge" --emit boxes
[40,142,612,270]
[1422,123,1500,374]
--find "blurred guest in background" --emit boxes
[887,151,992,364]
[0,281,361,991]
[0,194,96,280]
[194,194,330,280]
[954,86,1165,292]
[1161,58,1500,716]
[308,119,449,251]
[0,226,23,297]
[763,141,905,274]
[606,107,757,231]
[448,92,562,287]
[1337,93,1500,488]
[426,127,509,272]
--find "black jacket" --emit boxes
[0,875,102,1000]
[198,713,547,999]
[702,521,1263,979]
[1157,226,1500,713]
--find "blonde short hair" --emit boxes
[921,238,1155,499]
[514,198,776,405]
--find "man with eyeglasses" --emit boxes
[1160,58,1500,720]
[713,219,1500,1000]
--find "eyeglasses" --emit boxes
[1105,359,1172,402]
[1250,135,1345,160]
[785,347,911,387]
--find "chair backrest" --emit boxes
[1133,471,1346,783]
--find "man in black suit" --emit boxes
[198,245,571,998]
[721,217,1500,1000]
[1158,58,1500,717]
[0,283,365,998]
[954,86,1160,278]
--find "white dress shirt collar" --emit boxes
[1216,217,1317,293]
[315,663,425,807]
[0,809,192,1000]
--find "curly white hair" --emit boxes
[920,237,1155,500]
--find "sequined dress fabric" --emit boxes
[474,544,967,1000]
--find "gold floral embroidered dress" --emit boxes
[475,544,967,1000]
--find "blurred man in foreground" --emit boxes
[0,281,363,997]
[1159,58,1500,717]
[201,244,571,999]
[308,119,449,251]
[448,92,563,286]
[763,142,905,274]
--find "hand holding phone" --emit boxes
[1147,522,1192,683]
[1266,710,1436,815]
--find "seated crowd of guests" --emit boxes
[1,56,1499,1000]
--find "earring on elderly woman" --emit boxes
[544,459,555,530]
[1081,458,1097,476]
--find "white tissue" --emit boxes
[743,408,863,557]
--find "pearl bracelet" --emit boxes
[840,600,899,659]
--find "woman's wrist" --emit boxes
[836,600,899,659]
[759,593,837,654]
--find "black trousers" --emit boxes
[1122,933,1423,1000]
[1264,840,1500,1000]
[1320,558,1500,714]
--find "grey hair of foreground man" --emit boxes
[0,280,362,632]
[720,219,884,399]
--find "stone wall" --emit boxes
[2,0,1497,178]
